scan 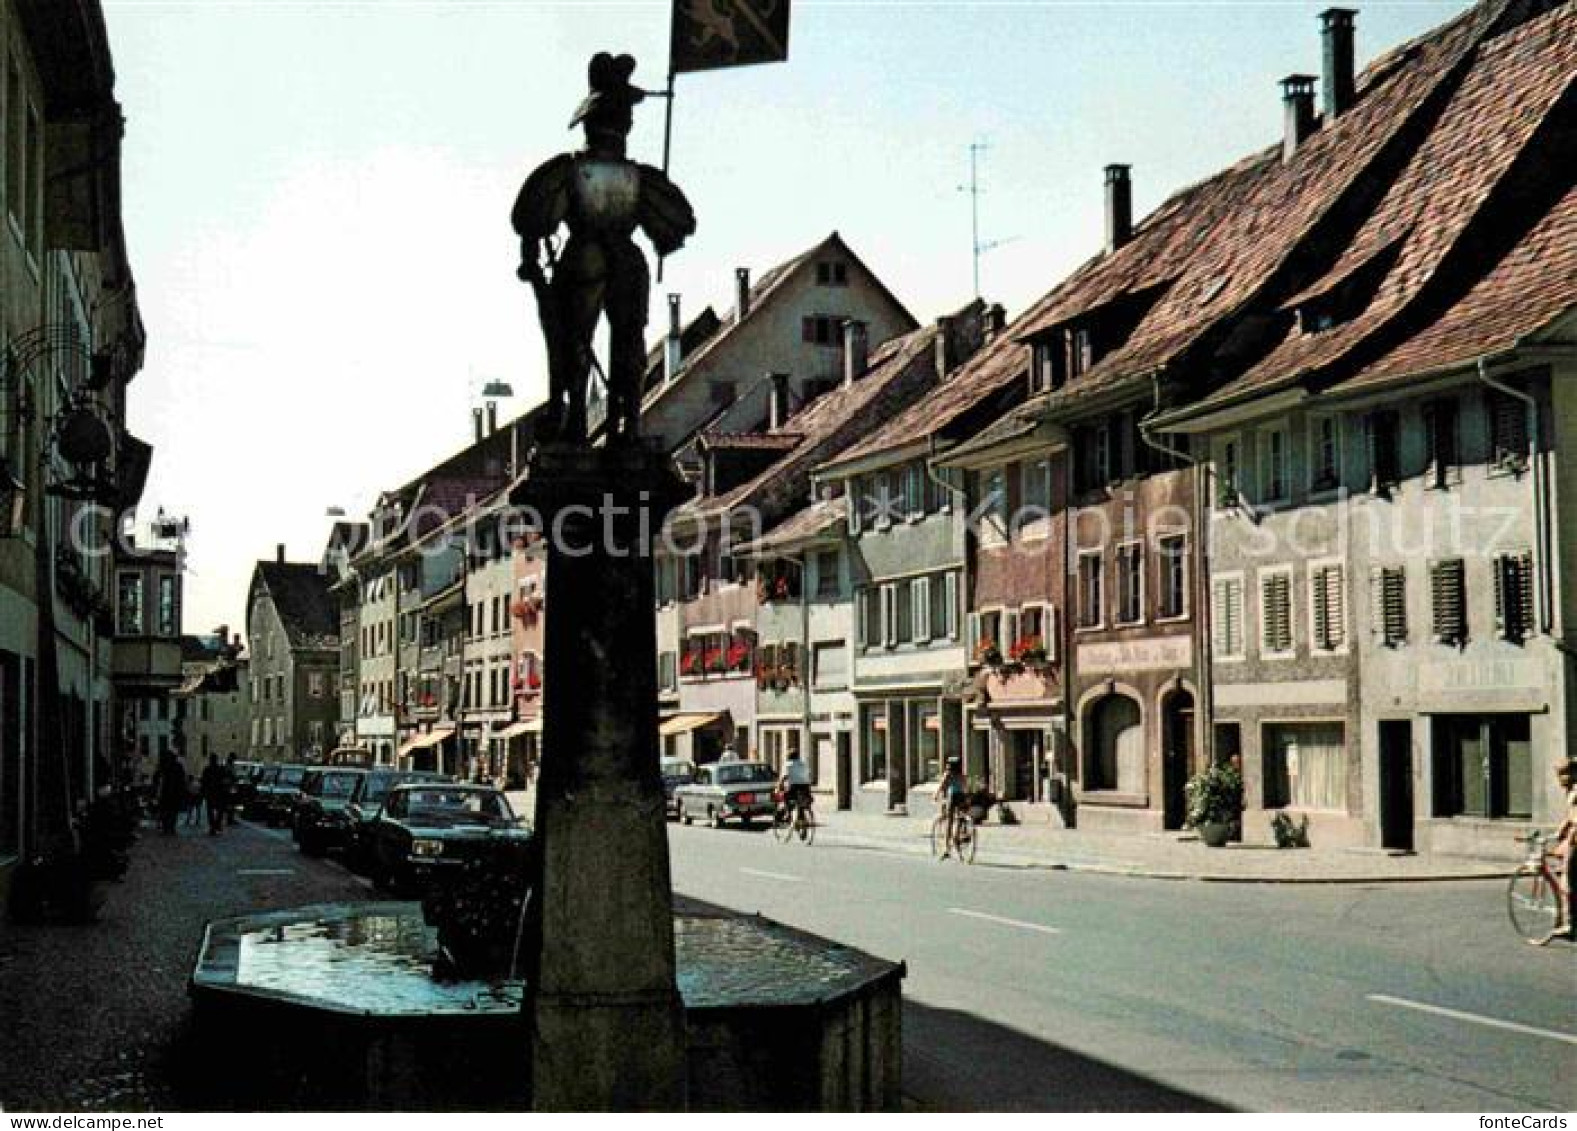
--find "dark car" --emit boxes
[292,767,368,856]
[254,763,308,827]
[367,783,530,895]
[660,757,696,820]
[674,760,777,828]
[230,761,262,812]
[344,769,449,872]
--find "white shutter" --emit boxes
[913,577,931,643]
[1045,604,1060,663]
[944,573,960,639]
[1005,609,1021,652]
[967,610,980,654]
[881,584,897,648]
[1260,572,1291,654]
[1312,564,1345,651]
[1431,559,1466,645]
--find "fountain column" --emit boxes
[512,442,688,1111]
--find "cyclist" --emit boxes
[934,756,968,859]
[777,751,813,827]
[1546,758,1576,943]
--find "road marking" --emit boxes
[740,868,803,883]
[1367,994,1577,1046]
[237,868,295,877]
[947,908,1062,935]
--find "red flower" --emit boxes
[681,651,702,676]
[726,641,751,671]
[527,671,542,690]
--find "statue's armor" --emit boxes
[570,157,641,236]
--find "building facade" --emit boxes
[246,550,339,764]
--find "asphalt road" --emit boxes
[667,822,1577,1112]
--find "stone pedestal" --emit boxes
[511,443,690,1111]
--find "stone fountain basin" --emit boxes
[189,899,903,1111]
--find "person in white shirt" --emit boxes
[778,752,813,822]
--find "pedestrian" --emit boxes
[150,749,186,835]
[183,770,204,828]
[200,755,228,836]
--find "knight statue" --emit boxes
[512,53,697,445]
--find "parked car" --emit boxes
[292,766,369,856]
[674,761,777,828]
[367,783,530,895]
[344,769,450,872]
[253,764,308,827]
[230,761,262,813]
[660,757,696,820]
[242,764,280,821]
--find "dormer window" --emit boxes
[1029,341,1062,395]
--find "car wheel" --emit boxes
[300,830,324,858]
[708,807,723,829]
[680,803,692,826]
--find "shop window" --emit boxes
[1432,714,1532,819]
[861,705,887,783]
[1086,693,1142,793]
[1263,723,1346,810]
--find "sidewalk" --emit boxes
[805,809,1515,883]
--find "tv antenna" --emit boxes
[958,140,1018,298]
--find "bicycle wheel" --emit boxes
[771,807,793,844]
[930,815,947,858]
[955,813,977,864]
[1507,868,1560,942]
[797,808,815,846]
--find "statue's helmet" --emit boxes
[569,52,645,134]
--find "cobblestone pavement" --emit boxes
[801,808,1515,882]
[0,818,372,1112]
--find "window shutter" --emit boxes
[966,610,980,653]
[1312,564,1345,651]
[1045,605,1060,663]
[1490,395,1529,470]
[1005,609,1021,652]
[945,573,961,640]
[913,577,931,643]
[1495,552,1535,642]
[1430,559,1466,645]
[1261,573,1291,653]
[881,584,897,648]
[1371,566,1407,647]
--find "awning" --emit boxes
[492,718,542,740]
[659,711,724,737]
[398,725,455,757]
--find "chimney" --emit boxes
[768,372,792,430]
[983,303,1007,344]
[665,293,683,380]
[1104,164,1133,254]
[1321,8,1357,119]
[1281,75,1318,161]
[842,320,869,386]
[934,315,956,377]
[734,267,751,322]
[486,400,499,435]
[275,543,285,564]
[472,406,484,444]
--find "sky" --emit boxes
[103,0,1466,638]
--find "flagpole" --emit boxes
[657,69,675,282]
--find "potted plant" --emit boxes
[974,637,1003,668]
[1184,761,1243,848]
[1007,634,1049,666]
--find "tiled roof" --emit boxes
[676,313,956,526]
[1015,0,1514,414]
[1189,0,1576,410]
[937,394,1053,465]
[736,497,849,556]
[256,561,339,649]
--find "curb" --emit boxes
[809,828,1513,885]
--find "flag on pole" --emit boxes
[670,0,791,75]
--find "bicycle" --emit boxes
[1507,831,1569,945]
[771,791,815,845]
[930,806,977,864]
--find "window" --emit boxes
[858,587,882,649]
[1371,566,1407,647]
[1116,543,1143,625]
[1488,392,1529,473]
[1494,551,1535,644]
[1263,723,1346,811]
[1212,576,1244,659]
[308,672,326,699]
[1432,714,1531,819]
[979,468,1008,545]
[117,573,144,635]
[1368,410,1400,493]
[880,584,898,648]
[894,582,913,645]
[1309,415,1341,492]
[1030,341,1061,394]
[1260,568,1293,656]
[1217,437,1242,508]
[934,572,957,641]
[1430,558,1467,646]
[1260,427,1288,502]
[815,261,848,286]
[1066,326,1095,379]
[1077,552,1103,629]
[1309,563,1345,652]
[903,464,924,520]
[861,704,887,783]
[1158,534,1187,620]
[1019,459,1051,534]
[814,550,839,599]
[1424,398,1459,488]
[1076,423,1113,492]
[801,315,841,346]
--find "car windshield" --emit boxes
[713,763,774,786]
[318,772,361,798]
[365,772,441,804]
[403,789,513,821]
[661,760,694,781]
[277,768,305,787]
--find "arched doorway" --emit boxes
[1160,687,1196,829]
[1086,693,1142,793]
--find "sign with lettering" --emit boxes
[1077,636,1193,674]
[1417,658,1541,694]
